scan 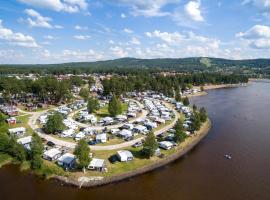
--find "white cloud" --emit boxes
[54,25,63,29]
[44,35,57,40]
[110,46,128,57]
[109,40,115,44]
[74,35,91,40]
[110,0,179,17]
[0,20,38,48]
[121,13,126,18]
[75,25,88,30]
[236,25,270,49]
[130,37,141,45]
[17,0,88,13]
[184,0,204,22]
[23,9,53,28]
[145,30,184,43]
[123,28,133,33]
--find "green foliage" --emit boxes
[193,104,197,111]
[108,95,122,117]
[142,131,158,158]
[0,113,7,124]
[31,154,43,170]
[74,140,91,170]
[79,88,89,101]
[88,76,95,86]
[191,112,202,131]
[30,133,44,170]
[183,97,190,106]
[44,113,65,134]
[174,120,187,143]
[199,107,207,122]
[0,132,10,152]
[12,143,27,162]
[175,87,181,102]
[87,96,99,114]
[70,76,84,86]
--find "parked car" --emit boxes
[47,141,55,147]
[88,141,97,145]
[132,141,143,148]
[108,155,119,164]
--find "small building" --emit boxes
[159,141,174,150]
[43,148,62,161]
[57,153,76,169]
[17,136,32,150]
[88,158,106,171]
[96,133,107,143]
[116,150,134,162]
[9,127,26,136]
[6,117,16,125]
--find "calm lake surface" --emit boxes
[1,81,270,200]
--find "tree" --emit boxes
[88,76,95,86]
[87,96,99,114]
[175,87,181,102]
[74,140,91,173]
[30,133,44,169]
[142,131,158,158]
[199,107,207,122]
[13,143,27,162]
[44,113,65,134]
[174,120,187,143]
[0,132,9,152]
[190,112,202,131]
[193,104,197,112]
[79,88,89,101]
[200,86,204,91]
[0,113,7,124]
[108,95,122,117]
[183,97,190,106]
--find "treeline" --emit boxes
[0,57,270,75]
[0,76,85,105]
[102,73,249,97]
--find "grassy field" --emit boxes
[95,103,128,119]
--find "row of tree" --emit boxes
[102,73,248,97]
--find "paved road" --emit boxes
[26,101,179,151]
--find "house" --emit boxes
[9,127,26,136]
[96,133,107,143]
[116,150,133,162]
[88,158,106,171]
[57,153,76,169]
[159,141,174,150]
[6,117,16,125]
[43,148,62,161]
[17,136,32,150]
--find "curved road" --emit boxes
[25,102,179,151]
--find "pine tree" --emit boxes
[142,131,158,158]
[74,140,91,173]
[87,96,99,113]
[30,133,44,169]
[175,87,181,102]
[183,97,190,106]
[174,120,187,143]
[108,95,122,117]
[199,107,207,122]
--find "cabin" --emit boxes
[88,158,106,171]
[17,136,32,150]
[57,153,76,169]
[43,148,62,161]
[9,127,26,136]
[116,150,134,162]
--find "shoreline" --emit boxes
[186,83,248,98]
[53,119,211,188]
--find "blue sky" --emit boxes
[1,0,270,64]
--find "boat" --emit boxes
[224,154,232,159]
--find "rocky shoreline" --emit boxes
[53,120,211,188]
